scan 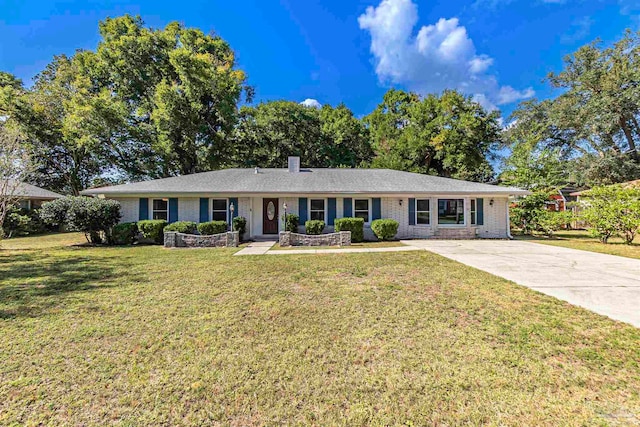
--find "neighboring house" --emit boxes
[81,157,528,240]
[2,180,64,210]
[545,187,580,212]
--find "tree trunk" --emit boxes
[619,115,638,160]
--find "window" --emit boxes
[310,199,325,221]
[470,199,477,225]
[152,199,168,221]
[438,199,464,225]
[18,199,30,210]
[212,199,228,222]
[416,199,430,225]
[354,199,370,223]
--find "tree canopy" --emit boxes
[502,30,640,188]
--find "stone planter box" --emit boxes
[164,231,239,248]
[279,231,351,247]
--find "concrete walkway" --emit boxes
[234,241,276,256]
[402,239,640,327]
[267,246,421,255]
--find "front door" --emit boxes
[263,198,279,234]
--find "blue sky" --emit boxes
[0,0,638,120]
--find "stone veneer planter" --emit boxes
[279,231,351,247]
[164,231,239,248]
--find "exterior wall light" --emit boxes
[489,199,494,206]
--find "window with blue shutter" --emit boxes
[343,198,352,217]
[328,198,336,225]
[299,197,308,223]
[169,198,178,223]
[408,198,416,225]
[139,198,149,221]
[477,198,484,226]
[372,198,381,221]
[199,198,209,223]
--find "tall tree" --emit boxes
[231,101,373,168]
[365,89,499,182]
[505,30,640,187]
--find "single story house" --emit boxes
[81,157,528,240]
[2,180,64,210]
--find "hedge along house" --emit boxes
[81,157,528,240]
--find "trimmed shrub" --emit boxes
[334,217,364,243]
[232,216,247,240]
[283,213,299,232]
[371,219,399,241]
[198,220,227,235]
[112,222,138,245]
[164,221,197,234]
[305,220,325,235]
[138,219,168,244]
[40,196,121,244]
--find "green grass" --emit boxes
[1,233,639,425]
[272,240,407,250]
[516,230,640,260]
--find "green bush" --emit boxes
[198,220,227,235]
[40,196,121,244]
[371,219,399,240]
[305,220,325,235]
[232,216,247,240]
[112,222,138,245]
[1,206,31,238]
[334,217,364,243]
[283,214,299,232]
[580,185,640,244]
[164,221,197,234]
[138,219,168,244]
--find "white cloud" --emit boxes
[561,16,593,44]
[300,99,322,108]
[358,0,534,107]
[497,86,535,104]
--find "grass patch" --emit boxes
[1,233,639,425]
[272,241,407,250]
[516,230,640,260]
[1,232,87,250]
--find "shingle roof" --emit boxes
[2,180,64,199]
[81,168,528,196]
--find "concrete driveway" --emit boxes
[402,239,640,327]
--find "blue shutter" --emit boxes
[408,198,416,226]
[327,198,336,225]
[199,198,209,223]
[299,197,308,223]
[139,198,149,221]
[477,198,484,226]
[372,198,381,221]
[343,198,352,217]
[229,197,238,222]
[169,198,178,223]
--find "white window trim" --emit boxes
[352,198,372,225]
[210,198,229,223]
[151,198,169,221]
[308,198,328,222]
[414,198,431,227]
[437,198,466,227]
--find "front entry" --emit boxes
[262,198,279,234]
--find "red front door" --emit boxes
[263,198,279,234]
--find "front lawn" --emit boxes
[1,233,639,425]
[516,230,640,260]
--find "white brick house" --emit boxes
[82,157,527,240]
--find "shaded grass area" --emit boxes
[273,240,406,250]
[1,232,86,250]
[1,234,639,425]
[516,230,640,260]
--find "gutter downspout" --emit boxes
[506,198,513,240]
